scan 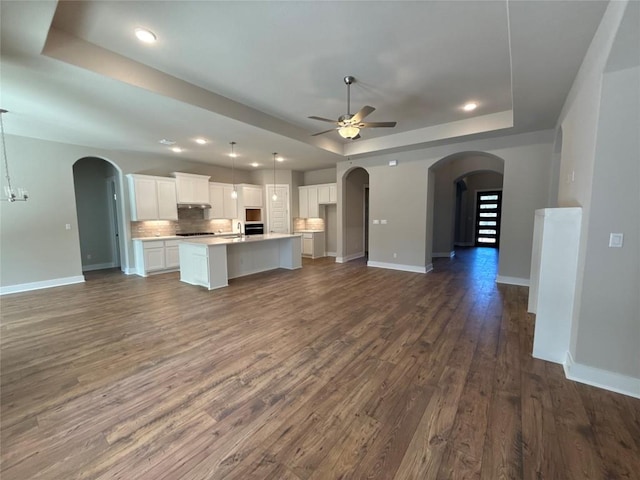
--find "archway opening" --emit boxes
[428,152,505,264]
[72,157,124,273]
[341,167,370,262]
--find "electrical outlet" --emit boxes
[393,252,397,258]
[609,233,623,248]
[381,219,388,225]
[65,224,71,230]
[87,254,92,260]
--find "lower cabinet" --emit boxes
[300,231,325,259]
[134,239,182,276]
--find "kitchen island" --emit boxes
[178,233,302,290]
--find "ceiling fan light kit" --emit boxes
[309,75,397,140]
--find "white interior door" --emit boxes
[266,184,290,233]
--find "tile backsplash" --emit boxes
[294,217,325,231]
[131,209,233,238]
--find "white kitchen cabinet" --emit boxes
[165,240,181,268]
[208,183,239,219]
[299,187,309,218]
[242,185,263,207]
[133,239,182,276]
[172,172,211,204]
[300,231,325,258]
[299,186,320,218]
[127,174,178,221]
[317,183,337,205]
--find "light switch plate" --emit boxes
[373,219,380,225]
[609,233,623,248]
[381,219,388,225]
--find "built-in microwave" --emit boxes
[244,223,264,236]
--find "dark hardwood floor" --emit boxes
[1,249,638,479]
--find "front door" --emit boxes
[475,190,502,247]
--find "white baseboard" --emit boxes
[82,262,117,272]
[336,252,364,263]
[564,351,640,399]
[367,261,431,274]
[0,275,86,295]
[433,251,455,258]
[496,275,530,287]
[326,252,337,257]
[123,267,137,275]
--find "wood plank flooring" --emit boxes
[1,248,638,479]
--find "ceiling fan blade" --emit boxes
[311,128,337,136]
[351,133,361,140]
[308,116,337,123]
[359,121,397,128]
[351,105,375,123]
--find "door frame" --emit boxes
[105,176,121,267]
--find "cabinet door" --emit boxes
[302,238,313,256]
[208,184,225,219]
[244,186,263,207]
[317,185,330,204]
[144,248,165,271]
[329,184,337,203]
[308,187,319,218]
[132,177,158,220]
[299,187,309,218]
[223,186,238,218]
[176,176,195,203]
[165,245,180,268]
[157,179,178,220]
[193,179,210,204]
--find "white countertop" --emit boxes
[180,233,301,246]
[133,233,236,241]
[294,230,324,233]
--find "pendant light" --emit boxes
[0,110,28,202]
[271,152,278,201]
[229,141,238,199]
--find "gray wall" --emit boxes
[555,0,639,386]
[575,65,639,378]
[73,157,118,269]
[303,168,336,185]
[324,204,338,255]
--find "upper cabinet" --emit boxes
[172,172,211,204]
[317,184,337,204]
[207,182,238,219]
[299,183,336,218]
[241,185,263,207]
[127,174,178,221]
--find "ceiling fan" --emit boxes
[309,76,397,140]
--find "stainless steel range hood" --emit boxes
[177,202,211,209]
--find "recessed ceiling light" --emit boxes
[251,162,259,167]
[463,102,478,112]
[194,138,207,145]
[159,139,176,145]
[135,27,157,44]
[171,147,183,153]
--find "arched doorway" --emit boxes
[72,157,125,273]
[338,167,370,262]
[428,152,505,260]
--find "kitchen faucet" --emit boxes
[237,222,242,236]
